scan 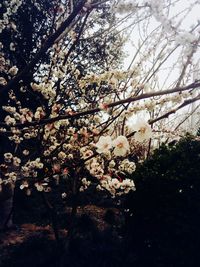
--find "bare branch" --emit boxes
[149,94,200,124]
[1,81,200,129]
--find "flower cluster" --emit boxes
[79,178,91,192]
[119,159,136,174]
[96,135,130,157]
[31,83,56,101]
[97,176,136,196]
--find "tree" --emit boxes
[0,0,126,231]
[0,0,200,234]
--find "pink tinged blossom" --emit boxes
[99,102,109,111]
[52,164,61,173]
[81,149,93,159]
[62,168,69,178]
[113,136,130,157]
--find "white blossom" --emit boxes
[20,181,29,190]
[96,136,113,154]
[127,118,152,142]
[134,120,152,142]
[113,136,130,156]
[8,66,18,76]
[4,152,13,162]
[58,151,66,159]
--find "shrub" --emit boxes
[124,136,200,267]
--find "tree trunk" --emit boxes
[0,183,14,230]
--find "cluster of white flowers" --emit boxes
[80,134,137,196]
[147,0,199,54]
[124,92,187,118]
[0,0,22,33]
[19,108,33,123]
[2,106,16,114]
[79,177,91,192]
[4,115,16,125]
[31,82,56,100]
[119,159,136,174]
[79,69,129,90]
[5,172,17,183]
[3,105,37,127]
[95,135,130,157]
[85,157,104,178]
[97,176,136,196]
[4,153,21,167]
[148,0,173,32]
[80,147,94,159]
[21,158,43,178]
[44,124,57,141]
[176,32,197,46]
[175,31,198,58]
[34,107,46,120]
[34,182,50,192]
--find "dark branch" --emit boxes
[0,0,86,95]
[1,82,200,129]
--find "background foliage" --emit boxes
[124,135,200,266]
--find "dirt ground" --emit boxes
[0,205,122,263]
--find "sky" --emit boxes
[121,0,200,132]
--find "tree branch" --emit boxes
[0,0,86,95]
[1,81,200,129]
[149,94,200,124]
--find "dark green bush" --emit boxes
[124,136,200,267]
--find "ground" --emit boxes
[0,205,122,267]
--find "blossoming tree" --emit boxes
[0,0,200,232]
